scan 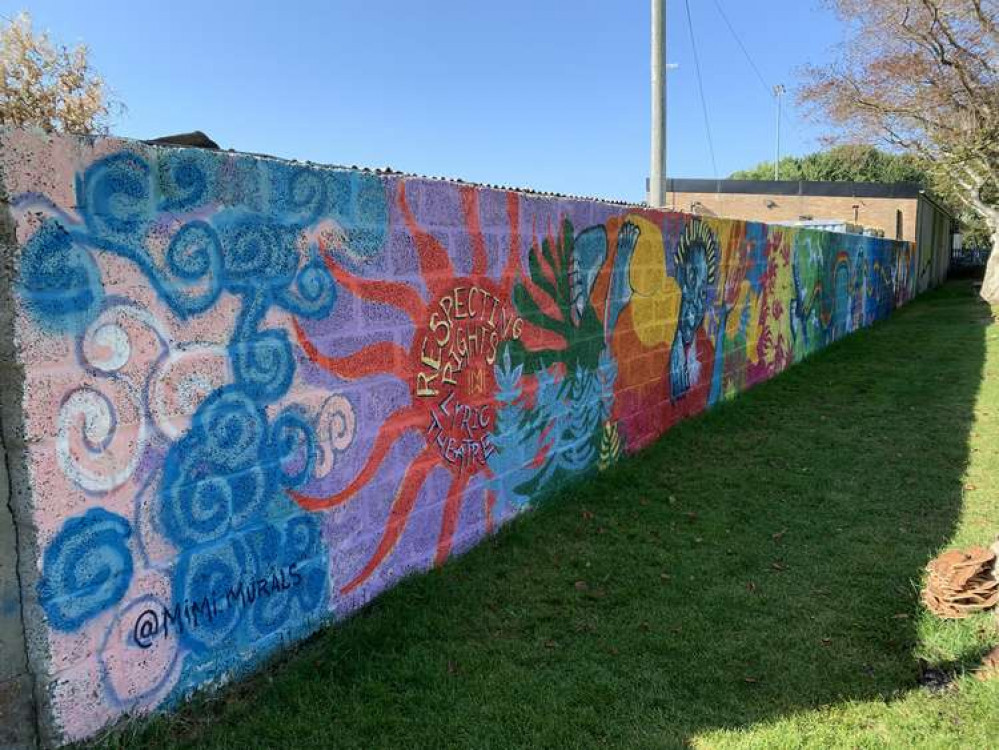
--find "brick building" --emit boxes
[663,179,953,291]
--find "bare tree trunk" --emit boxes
[982,224,999,305]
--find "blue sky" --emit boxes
[8,1,844,203]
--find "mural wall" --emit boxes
[0,129,919,743]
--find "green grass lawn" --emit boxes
[92,280,999,749]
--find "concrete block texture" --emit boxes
[0,675,36,749]
[1,458,37,750]
[0,489,27,682]
[1,161,37,750]
[0,128,927,746]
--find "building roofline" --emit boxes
[666,178,925,199]
[133,130,642,207]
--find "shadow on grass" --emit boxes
[96,281,990,749]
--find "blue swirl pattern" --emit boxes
[328,171,388,257]
[244,514,326,640]
[171,537,249,651]
[162,220,224,315]
[78,152,154,243]
[158,149,213,212]
[38,508,134,631]
[276,256,336,318]
[159,387,315,550]
[171,513,326,654]
[229,330,296,403]
[18,219,104,334]
[267,161,327,227]
[24,146,388,696]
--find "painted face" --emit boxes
[678,245,709,346]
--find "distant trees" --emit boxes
[731,144,991,251]
[0,11,118,134]
[797,0,999,303]
[730,144,929,185]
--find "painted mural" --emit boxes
[0,130,918,742]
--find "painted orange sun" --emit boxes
[291,182,537,594]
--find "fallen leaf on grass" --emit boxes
[771,561,787,572]
[744,677,759,684]
[820,638,833,647]
[772,529,787,543]
[574,580,589,591]
[975,646,999,681]
[746,581,757,592]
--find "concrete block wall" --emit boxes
[666,190,953,295]
[1,179,38,750]
[0,129,922,746]
[1,452,37,750]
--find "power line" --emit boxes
[711,0,797,170]
[683,0,718,178]
[710,0,771,95]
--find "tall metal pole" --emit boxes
[650,0,666,206]
[773,84,785,180]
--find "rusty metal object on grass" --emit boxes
[922,546,999,619]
